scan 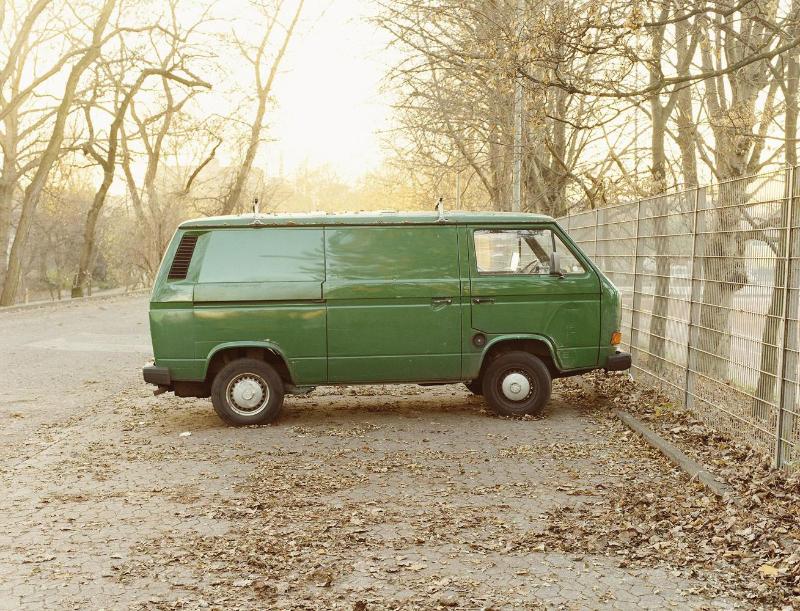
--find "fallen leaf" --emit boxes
[757,564,779,577]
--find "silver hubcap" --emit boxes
[501,372,531,401]
[227,374,269,415]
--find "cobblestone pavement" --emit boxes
[0,295,743,609]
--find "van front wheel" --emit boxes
[482,351,551,417]
[211,358,285,426]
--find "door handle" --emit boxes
[431,297,453,305]
[472,297,495,304]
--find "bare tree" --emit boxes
[691,2,787,379]
[752,0,800,414]
[73,58,210,297]
[378,0,625,213]
[0,0,75,285]
[219,0,304,215]
[0,0,116,306]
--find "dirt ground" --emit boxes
[0,295,785,609]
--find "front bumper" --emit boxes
[605,351,632,371]
[143,365,171,386]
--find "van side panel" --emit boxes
[324,226,462,382]
[466,224,602,370]
[150,230,201,380]
[193,303,326,383]
[150,304,204,380]
[190,228,327,384]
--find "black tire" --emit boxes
[482,351,551,417]
[464,379,483,395]
[211,358,285,426]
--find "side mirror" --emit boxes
[549,251,563,277]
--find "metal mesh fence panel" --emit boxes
[779,169,800,467]
[559,167,800,469]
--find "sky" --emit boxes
[264,0,396,184]
[98,0,398,196]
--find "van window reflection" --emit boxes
[474,229,585,275]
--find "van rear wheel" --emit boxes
[211,358,284,425]
[482,351,551,417]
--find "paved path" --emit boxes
[0,296,742,609]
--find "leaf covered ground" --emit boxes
[2,377,797,609]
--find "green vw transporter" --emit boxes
[143,211,630,425]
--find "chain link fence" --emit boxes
[559,167,800,469]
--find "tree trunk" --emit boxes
[647,110,672,373]
[696,194,749,379]
[787,65,798,167]
[785,3,799,168]
[0,0,115,306]
[72,166,112,297]
[0,112,19,287]
[219,0,304,215]
[674,9,698,188]
[488,122,506,211]
[220,93,267,215]
[754,237,785,419]
[692,3,766,381]
[675,89,698,187]
[753,10,799,417]
[0,177,12,285]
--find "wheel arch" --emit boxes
[478,335,562,379]
[203,341,294,385]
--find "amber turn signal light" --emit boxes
[611,331,622,346]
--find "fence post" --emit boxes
[683,187,703,410]
[594,208,599,260]
[775,167,798,468]
[629,200,643,369]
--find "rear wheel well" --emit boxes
[205,346,293,386]
[479,339,559,379]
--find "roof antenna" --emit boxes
[435,196,444,221]
[252,197,259,215]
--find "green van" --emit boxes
[143,211,630,425]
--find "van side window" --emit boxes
[197,228,324,283]
[473,229,585,275]
[326,226,458,282]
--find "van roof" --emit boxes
[179,210,555,229]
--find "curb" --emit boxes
[0,288,149,314]
[615,409,737,502]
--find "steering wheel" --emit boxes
[519,259,543,274]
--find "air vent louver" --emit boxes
[167,234,198,280]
